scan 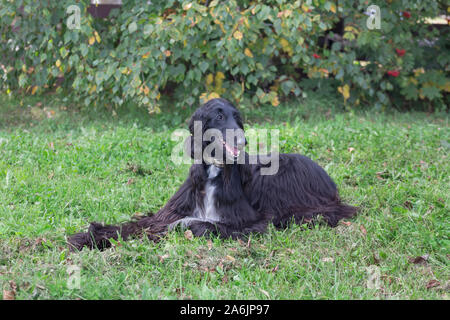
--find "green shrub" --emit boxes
[0,0,448,111]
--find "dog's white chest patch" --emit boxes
[195,165,221,222]
[168,166,222,230]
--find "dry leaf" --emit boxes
[244,48,253,58]
[222,275,229,284]
[271,265,279,273]
[426,280,440,289]
[259,288,270,299]
[159,254,169,263]
[348,147,355,152]
[341,221,352,226]
[207,240,213,251]
[3,280,17,300]
[321,257,334,263]
[184,230,193,241]
[360,224,367,236]
[408,254,429,265]
[233,30,243,40]
[404,201,413,210]
[3,290,15,300]
[225,255,235,263]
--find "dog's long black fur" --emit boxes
[68,98,357,251]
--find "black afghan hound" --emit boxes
[68,98,357,251]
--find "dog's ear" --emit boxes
[188,108,207,135]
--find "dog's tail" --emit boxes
[67,212,179,251]
[319,199,358,227]
[284,197,358,228]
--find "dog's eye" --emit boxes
[216,114,224,121]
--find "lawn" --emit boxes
[0,93,448,299]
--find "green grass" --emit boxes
[0,93,448,300]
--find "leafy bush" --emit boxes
[0,0,448,111]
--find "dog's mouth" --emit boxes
[219,138,241,159]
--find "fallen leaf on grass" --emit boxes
[360,224,367,236]
[158,254,169,263]
[408,254,429,265]
[426,280,440,289]
[259,288,270,299]
[222,275,229,284]
[341,221,352,226]
[321,257,334,263]
[373,253,381,265]
[184,230,193,241]
[3,281,17,300]
[404,201,413,210]
[3,290,15,300]
[271,265,279,273]
[207,240,213,250]
[225,255,235,263]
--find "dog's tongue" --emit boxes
[224,141,240,157]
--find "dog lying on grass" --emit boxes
[68,98,357,250]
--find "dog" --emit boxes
[68,98,357,250]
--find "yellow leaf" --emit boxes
[409,77,418,85]
[301,4,309,12]
[214,19,226,33]
[208,92,220,100]
[22,65,27,73]
[206,74,214,86]
[89,36,95,45]
[89,85,96,94]
[244,48,253,58]
[215,72,225,80]
[330,4,336,13]
[338,84,350,101]
[55,60,61,68]
[279,38,293,56]
[164,50,171,57]
[31,86,38,95]
[233,30,243,40]
[413,68,425,77]
[142,52,150,59]
[143,85,150,95]
[271,94,280,107]
[94,31,101,43]
[199,92,208,104]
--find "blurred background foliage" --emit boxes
[0,0,448,112]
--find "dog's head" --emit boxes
[187,98,246,164]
